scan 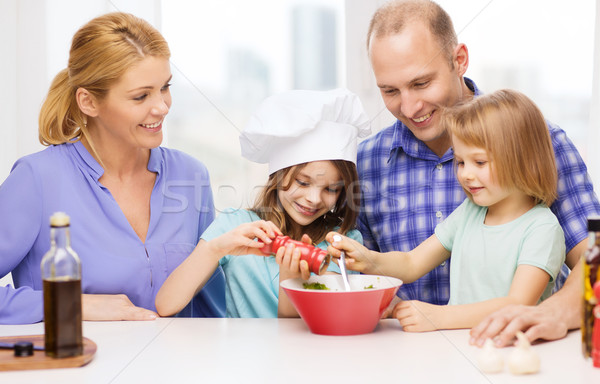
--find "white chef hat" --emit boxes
[240,88,371,174]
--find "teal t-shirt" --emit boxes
[201,208,363,318]
[435,199,565,305]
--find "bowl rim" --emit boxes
[280,274,403,293]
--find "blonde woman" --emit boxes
[328,89,565,331]
[0,12,225,324]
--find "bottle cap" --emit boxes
[314,251,330,275]
[588,216,600,232]
[50,212,70,227]
[14,341,34,357]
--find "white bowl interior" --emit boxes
[280,274,402,292]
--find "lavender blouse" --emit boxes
[0,141,225,324]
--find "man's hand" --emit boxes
[469,304,569,347]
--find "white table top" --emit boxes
[1,318,599,383]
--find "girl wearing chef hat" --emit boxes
[156,88,371,318]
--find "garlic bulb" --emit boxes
[477,338,504,373]
[507,331,540,374]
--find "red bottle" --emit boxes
[261,236,330,275]
[593,281,600,368]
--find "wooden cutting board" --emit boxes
[0,334,96,371]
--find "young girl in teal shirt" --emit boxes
[156,88,370,318]
[327,89,565,331]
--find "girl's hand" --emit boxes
[83,294,157,321]
[208,220,282,257]
[392,300,442,332]
[276,234,311,281]
[325,231,375,273]
[276,234,313,318]
[381,296,402,318]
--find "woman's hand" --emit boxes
[325,231,375,273]
[82,294,157,321]
[207,220,282,258]
[392,300,442,332]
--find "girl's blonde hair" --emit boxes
[442,89,558,206]
[39,12,170,145]
[251,160,360,244]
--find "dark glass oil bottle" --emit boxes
[583,217,600,358]
[41,212,83,358]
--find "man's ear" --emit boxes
[76,88,99,117]
[453,43,469,77]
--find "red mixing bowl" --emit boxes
[280,274,403,336]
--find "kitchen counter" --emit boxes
[1,318,599,383]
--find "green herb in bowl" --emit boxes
[303,282,330,290]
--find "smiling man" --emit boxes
[356,0,600,314]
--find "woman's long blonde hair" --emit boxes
[442,89,558,206]
[38,12,170,146]
[251,160,360,244]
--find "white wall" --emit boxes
[344,0,396,134]
[589,2,600,191]
[0,0,43,181]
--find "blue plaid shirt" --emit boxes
[357,78,600,305]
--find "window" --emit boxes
[1,0,599,289]
[348,0,596,166]
[163,0,599,212]
[161,0,345,212]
